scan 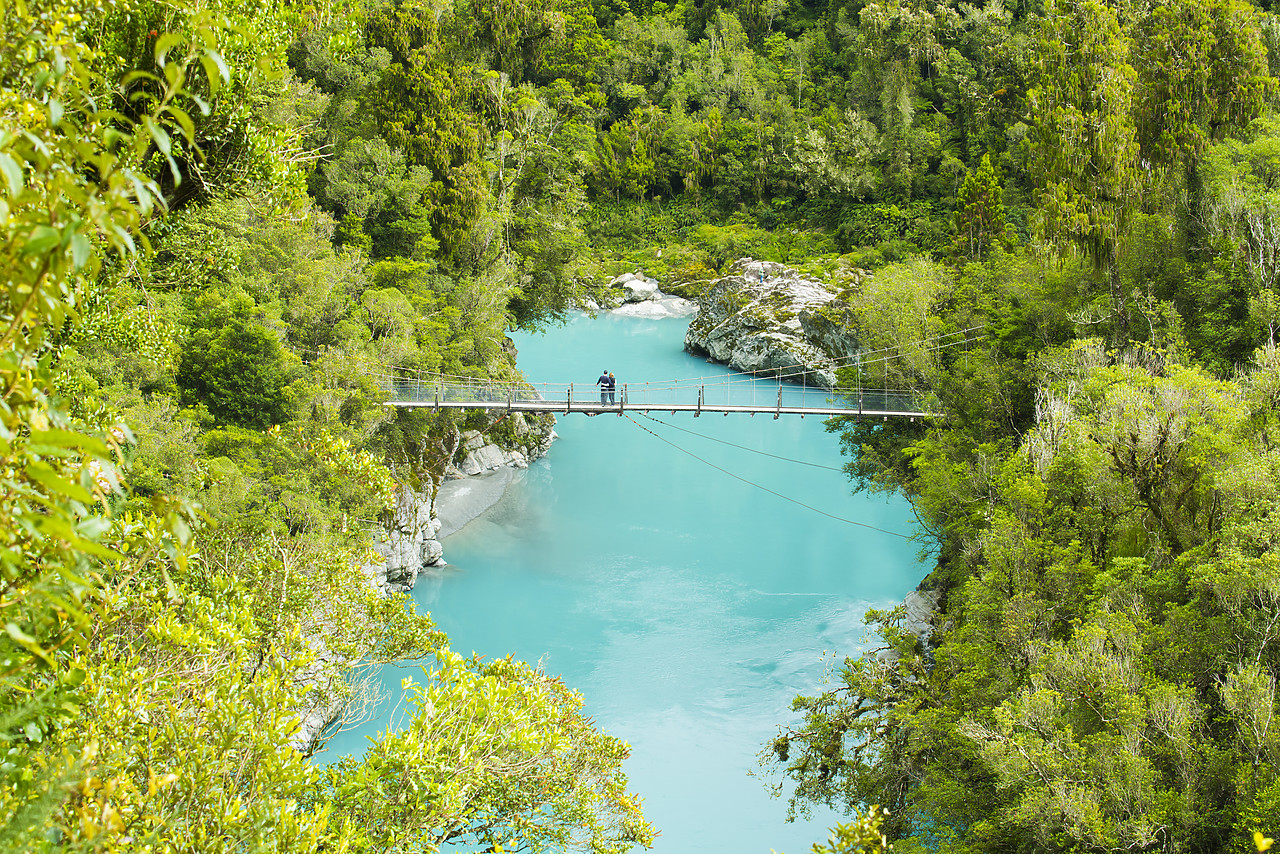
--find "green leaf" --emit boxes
[4,623,37,646]
[163,61,184,91]
[74,538,120,562]
[154,33,184,67]
[109,223,137,256]
[143,117,171,157]
[158,564,182,604]
[164,104,196,144]
[199,49,230,95]
[170,515,191,546]
[47,99,62,127]
[20,225,61,257]
[69,233,91,271]
[0,152,23,195]
[24,461,94,503]
[121,69,160,89]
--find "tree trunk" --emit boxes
[1108,241,1130,344]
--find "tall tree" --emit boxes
[952,153,1009,261]
[323,652,657,852]
[366,0,489,265]
[461,0,605,86]
[849,0,953,201]
[1134,0,1271,175]
[1026,0,1140,341]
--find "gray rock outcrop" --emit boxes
[363,481,445,595]
[684,258,861,389]
[366,414,556,594]
[611,271,661,302]
[613,294,698,319]
[900,587,942,650]
[606,271,697,318]
[292,482,444,751]
[874,587,942,671]
[290,640,347,752]
[446,414,555,480]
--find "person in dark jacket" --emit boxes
[597,369,611,405]
[607,372,616,404]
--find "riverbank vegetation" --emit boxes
[4,0,1280,849]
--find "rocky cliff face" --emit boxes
[364,412,556,595]
[684,258,861,389]
[448,414,556,479]
[362,482,445,595]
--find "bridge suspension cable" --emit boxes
[640,414,849,472]
[624,414,914,539]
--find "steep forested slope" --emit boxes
[0,1,650,850]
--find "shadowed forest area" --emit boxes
[2,0,1280,849]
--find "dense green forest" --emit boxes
[3,0,1280,849]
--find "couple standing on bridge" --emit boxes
[597,369,617,405]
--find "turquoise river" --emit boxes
[320,310,927,852]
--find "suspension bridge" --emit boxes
[376,371,938,419]
[370,327,986,420]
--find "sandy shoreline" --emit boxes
[434,466,523,542]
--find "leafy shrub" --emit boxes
[835,201,947,253]
[178,320,302,429]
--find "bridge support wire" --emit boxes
[621,414,911,539]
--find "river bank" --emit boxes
[436,465,525,538]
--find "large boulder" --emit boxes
[458,442,515,476]
[610,271,661,302]
[614,294,698,319]
[684,258,861,388]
